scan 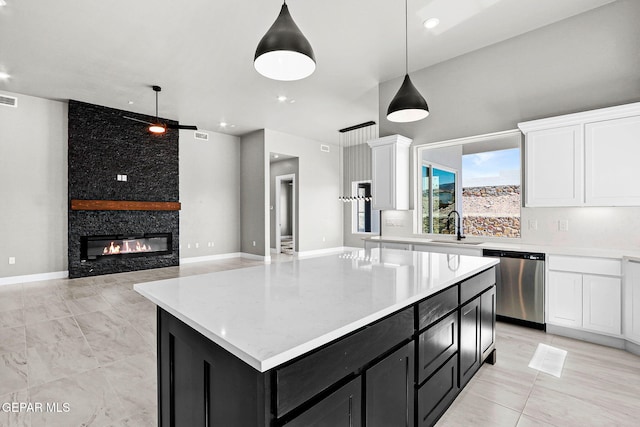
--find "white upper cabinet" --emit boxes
[367,135,412,211]
[585,115,640,206]
[519,102,640,207]
[524,126,583,207]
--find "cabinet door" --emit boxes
[525,125,583,207]
[459,298,480,387]
[371,143,396,210]
[365,342,414,427]
[585,115,640,206]
[480,286,496,361]
[625,259,640,344]
[286,377,362,427]
[583,274,622,335]
[418,311,457,383]
[547,271,583,328]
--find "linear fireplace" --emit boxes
[81,233,172,261]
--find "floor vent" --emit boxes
[0,94,18,108]
[194,131,209,141]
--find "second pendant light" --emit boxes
[387,0,430,123]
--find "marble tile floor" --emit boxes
[0,257,638,426]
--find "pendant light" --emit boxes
[387,0,429,123]
[254,1,316,81]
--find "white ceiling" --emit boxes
[0,0,615,143]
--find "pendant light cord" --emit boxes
[405,0,408,75]
[155,90,159,120]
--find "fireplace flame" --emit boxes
[102,240,152,255]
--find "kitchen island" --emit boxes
[135,248,499,426]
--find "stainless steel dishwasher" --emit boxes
[482,249,546,329]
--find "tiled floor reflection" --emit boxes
[1,256,639,426]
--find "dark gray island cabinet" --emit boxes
[149,261,497,427]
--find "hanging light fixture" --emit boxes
[254,1,316,81]
[387,0,429,123]
[338,121,377,203]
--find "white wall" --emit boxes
[376,0,640,250]
[179,129,241,258]
[0,91,68,279]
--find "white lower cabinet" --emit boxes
[624,259,640,344]
[547,255,622,336]
[548,271,583,328]
[582,274,621,335]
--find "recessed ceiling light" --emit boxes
[127,100,134,105]
[289,99,296,104]
[273,154,280,159]
[0,71,10,80]
[230,124,236,128]
[277,95,288,102]
[423,18,440,29]
[219,122,228,127]
[0,1,7,7]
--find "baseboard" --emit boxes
[180,253,243,264]
[241,252,271,263]
[546,324,626,349]
[0,270,69,286]
[296,246,359,258]
[625,340,640,357]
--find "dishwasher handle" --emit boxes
[482,249,545,261]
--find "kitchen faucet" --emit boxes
[447,210,465,241]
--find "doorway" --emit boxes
[275,173,296,254]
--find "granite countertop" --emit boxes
[134,248,498,372]
[363,236,640,260]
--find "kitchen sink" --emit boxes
[429,240,483,245]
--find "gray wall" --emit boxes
[180,130,241,258]
[0,91,68,278]
[269,158,298,250]
[380,0,640,145]
[377,0,640,249]
[265,129,342,252]
[240,130,267,256]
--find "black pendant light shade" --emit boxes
[254,2,316,81]
[387,0,429,123]
[387,74,430,122]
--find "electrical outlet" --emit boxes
[8,257,15,265]
[528,220,538,231]
[558,219,569,232]
[187,243,191,249]
[252,241,256,247]
[195,243,199,248]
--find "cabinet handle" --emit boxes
[348,395,353,427]
[405,356,410,427]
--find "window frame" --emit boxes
[419,162,459,235]
[351,180,379,235]
[413,129,523,239]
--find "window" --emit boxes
[352,181,380,234]
[462,146,521,238]
[420,164,457,234]
[416,130,521,238]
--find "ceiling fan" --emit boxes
[123,85,197,134]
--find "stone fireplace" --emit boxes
[67,100,180,278]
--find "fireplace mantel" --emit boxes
[71,200,181,211]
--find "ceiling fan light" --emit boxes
[254,2,316,81]
[387,74,430,123]
[148,124,166,134]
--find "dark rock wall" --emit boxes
[68,100,180,278]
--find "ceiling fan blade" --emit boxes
[167,123,198,130]
[123,116,153,125]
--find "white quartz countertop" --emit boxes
[134,249,498,372]
[363,236,640,259]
